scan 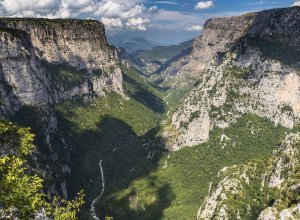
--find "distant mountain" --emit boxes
[111,37,156,53]
[126,39,194,75]
[132,39,194,63]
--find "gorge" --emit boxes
[1,5,300,220]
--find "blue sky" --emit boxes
[0,0,299,45]
[124,0,297,45]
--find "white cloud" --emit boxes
[151,9,206,31]
[101,17,123,28]
[126,17,150,31]
[0,0,154,31]
[148,1,178,5]
[94,1,146,19]
[195,1,214,10]
[292,1,300,6]
[186,25,203,31]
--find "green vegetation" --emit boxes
[55,68,165,218]
[189,111,200,122]
[132,40,194,62]
[121,65,166,113]
[56,92,162,135]
[43,61,87,89]
[281,104,293,114]
[224,66,250,79]
[55,93,164,218]
[55,85,288,220]
[206,132,300,219]
[0,120,84,219]
[97,114,287,219]
[0,27,27,38]
[0,17,101,27]
[248,36,300,70]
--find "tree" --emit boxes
[0,120,84,219]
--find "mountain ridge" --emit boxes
[163,6,300,150]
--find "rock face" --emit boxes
[4,19,111,67]
[0,29,53,115]
[0,18,123,116]
[0,18,124,199]
[164,7,300,150]
[197,133,300,220]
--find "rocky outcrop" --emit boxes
[197,133,300,220]
[164,7,300,150]
[0,18,123,116]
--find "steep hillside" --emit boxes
[198,132,300,219]
[96,114,289,219]
[0,120,84,219]
[164,7,300,150]
[0,18,124,200]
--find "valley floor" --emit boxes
[52,69,294,220]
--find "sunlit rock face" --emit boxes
[0,18,125,198]
[163,7,300,150]
[0,18,124,116]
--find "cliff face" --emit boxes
[248,7,300,48]
[164,7,300,150]
[0,18,124,199]
[0,29,53,115]
[0,18,123,116]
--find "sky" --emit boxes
[0,0,299,45]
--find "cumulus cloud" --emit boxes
[101,17,122,28]
[126,17,150,31]
[148,1,178,5]
[292,1,300,6]
[195,1,214,10]
[186,25,203,31]
[0,0,154,31]
[0,0,60,17]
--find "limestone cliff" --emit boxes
[0,18,123,116]
[197,133,300,220]
[0,28,53,115]
[0,18,124,199]
[164,7,300,150]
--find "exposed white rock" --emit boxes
[164,8,300,150]
[0,18,124,116]
[197,133,300,219]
